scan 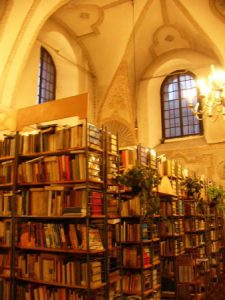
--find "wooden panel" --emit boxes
[16,93,88,130]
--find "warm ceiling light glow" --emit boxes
[187,65,225,120]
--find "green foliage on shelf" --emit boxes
[181,177,203,199]
[115,165,161,215]
[207,185,224,207]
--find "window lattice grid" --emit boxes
[161,71,203,139]
[37,47,56,104]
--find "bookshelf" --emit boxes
[14,119,109,299]
[119,145,161,300]
[0,133,17,300]
[104,129,122,299]
[0,94,224,299]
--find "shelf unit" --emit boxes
[104,129,122,299]
[0,133,17,300]
[119,145,161,300]
[15,120,109,300]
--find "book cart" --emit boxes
[119,145,161,300]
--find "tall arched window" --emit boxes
[161,70,203,139]
[37,47,56,104]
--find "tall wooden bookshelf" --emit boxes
[0,133,16,300]
[0,94,224,299]
[104,129,122,299]
[119,145,161,300]
[14,119,109,299]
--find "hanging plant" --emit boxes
[115,165,161,215]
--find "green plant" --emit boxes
[181,177,203,199]
[196,198,205,215]
[115,165,161,215]
[207,185,224,207]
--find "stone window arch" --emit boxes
[160,70,203,139]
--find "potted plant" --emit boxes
[207,185,224,208]
[181,177,203,200]
[115,165,160,215]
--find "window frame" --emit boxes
[160,70,203,140]
[37,47,56,104]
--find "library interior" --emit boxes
[0,0,225,299]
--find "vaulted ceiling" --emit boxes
[51,0,224,86]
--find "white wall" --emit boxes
[13,18,95,121]
[138,50,224,147]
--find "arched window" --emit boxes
[37,47,56,104]
[161,70,203,139]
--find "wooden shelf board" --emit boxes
[123,263,153,270]
[0,215,12,218]
[19,146,103,158]
[18,179,103,186]
[0,245,10,249]
[0,273,11,279]
[16,276,106,290]
[0,156,14,162]
[123,288,154,296]
[0,183,13,188]
[15,245,105,254]
[15,214,106,219]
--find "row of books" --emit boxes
[17,222,104,250]
[123,247,151,268]
[123,270,153,293]
[185,233,205,248]
[160,198,184,216]
[0,135,15,157]
[17,285,89,300]
[16,187,104,217]
[158,159,183,178]
[120,222,159,242]
[0,160,13,184]
[0,253,10,275]
[161,259,175,277]
[160,219,184,237]
[0,191,12,216]
[121,196,140,216]
[17,253,103,287]
[0,220,11,245]
[184,219,206,232]
[177,257,209,283]
[0,125,118,160]
[0,279,10,300]
[106,133,117,155]
[160,238,185,256]
[119,146,157,171]
[209,240,222,253]
[18,153,102,183]
[19,122,102,154]
[107,156,118,184]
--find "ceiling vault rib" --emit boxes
[160,0,169,25]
